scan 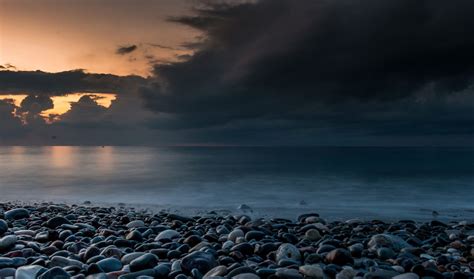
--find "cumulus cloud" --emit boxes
[139,0,474,144]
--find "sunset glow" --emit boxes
[0,93,116,120]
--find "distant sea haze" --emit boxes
[0,146,473,220]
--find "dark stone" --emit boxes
[326,248,354,266]
[181,251,217,274]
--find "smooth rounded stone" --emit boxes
[348,243,364,257]
[126,220,145,229]
[155,229,181,241]
[232,273,260,279]
[38,267,71,279]
[47,216,72,228]
[245,230,266,241]
[130,253,158,272]
[121,252,147,265]
[0,267,16,277]
[326,249,354,265]
[363,269,400,279]
[4,208,29,220]
[126,230,143,241]
[50,256,83,268]
[305,229,321,241]
[299,265,324,279]
[275,268,304,279]
[86,274,108,279]
[377,247,396,260]
[231,243,254,255]
[222,240,234,250]
[392,273,420,279]
[368,234,411,252]
[227,266,256,278]
[181,251,217,274]
[153,263,171,278]
[0,219,7,235]
[84,246,101,260]
[118,269,155,279]
[96,257,123,272]
[228,229,245,242]
[276,243,301,263]
[204,265,228,278]
[16,265,48,279]
[0,235,17,251]
[336,267,357,279]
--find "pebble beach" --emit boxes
[0,202,473,279]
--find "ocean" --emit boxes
[0,146,473,220]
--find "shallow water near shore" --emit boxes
[0,146,473,220]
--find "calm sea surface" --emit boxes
[0,146,473,220]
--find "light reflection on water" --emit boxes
[0,146,473,220]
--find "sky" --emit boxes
[0,0,473,146]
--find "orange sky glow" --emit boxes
[0,0,198,77]
[0,93,117,121]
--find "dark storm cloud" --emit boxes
[142,0,474,141]
[116,45,138,55]
[0,99,26,142]
[60,95,107,123]
[0,69,146,95]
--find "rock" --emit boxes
[305,229,321,241]
[245,230,266,241]
[275,268,303,279]
[204,265,228,278]
[363,269,400,279]
[16,265,47,279]
[121,252,147,265]
[336,268,357,279]
[233,273,260,279]
[96,257,123,272]
[47,216,72,228]
[126,220,145,228]
[4,208,29,220]
[0,235,17,251]
[299,265,324,279]
[0,267,15,278]
[368,234,411,252]
[0,220,7,235]
[38,267,71,279]
[377,247,396,260]
[392,273,420,279]
[326,248,354,265]
[348,243,364,257]
[155,229,181,241]
[130,253,158,272]
[181,251,217,274]
[228,229,245,242]
[276,243,301,263]
[237,204,253,213]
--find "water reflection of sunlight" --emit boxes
[96,146,115,172]
[49,146,74,169]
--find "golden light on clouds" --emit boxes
[0,93,116,121]
[0,0,198,77]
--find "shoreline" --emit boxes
[0,201,473,278]
[2,198,474,223]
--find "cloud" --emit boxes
[60,95,107,123]
[0,99,25,142]
[0,69,146,95]
[139,0,474,144]
[116,45,138,55]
